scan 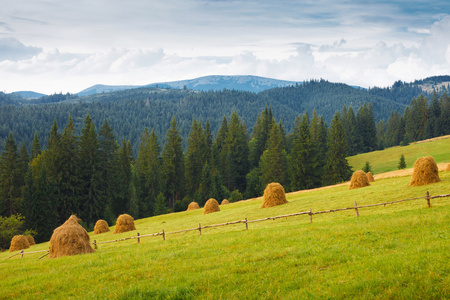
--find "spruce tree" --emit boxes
[58,115,80,224]
[398,154,406,170]
[185,120,206,197]
[248,106,274,169]
[154,192,168,216]
[23,168,58,242]
[214,116,229,180]
[224,111,249,192]
[322,112,352,186]
[161,116,185,209]
[260,121,288,187]
[78,114,104,225]
[362,161,372,173]
[290,112,320,191]
[136,128,161,217]
[98,119,119,223]
[31,131,42,160]
[0,133,20,216]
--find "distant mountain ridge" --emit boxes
[76,75,301,96]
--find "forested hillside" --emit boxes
[0,79,420,152]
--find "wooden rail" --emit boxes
[5,191,448,259]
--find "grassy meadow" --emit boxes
[347,135,450,174]
[1,143,450,299]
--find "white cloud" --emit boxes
[1,2,450,93]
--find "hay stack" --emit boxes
[446,163,450,172]
[113,214,136,234]
[26,235,36,245]
[49,215,94,258]
[203,198,220,214]
[187,201,200,211]
[366,172,375,182]
[410,156,441,186]
[221,199,230,205]
[93,219,110,235]
[261,182,288,208]
[349,170,370,190]
[9,235,30,252]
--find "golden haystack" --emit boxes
[446,163,450,172]
[349,170,370,190]
[366,172,375,182]
[93,219,110,235]
[410,156,441,186]
[113,214,136,234]
[187,201,200,211]
[221,199,230,205]
[203,198,220,214]
[261,182,288,208]
[9,235,30,252]
[26,235,36,245]
[49,215,94,258]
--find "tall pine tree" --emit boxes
[322,112,352,186]
[161,116,185,209]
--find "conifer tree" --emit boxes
[98,119,119,223]
[362,161,372,173]
[322,112,352,186]
[424,92,441,138]
[260,121,288,187]
[356,103,377,152]
[342,106,359,155]
[78,114,104,225]
[23,168,58,242]
[58,115,80,223]
[214,116,229,179]
[248,106,274,169]
[136,128,161,217]
[398,154,406,170]
[31,131,42,160]
[440,92,450,135]
[154,192,168,216]
[0,133,21,216]
[185,120,206,197]
[162,116,185,209]
[290,112,320,191]
[223,111,249,192]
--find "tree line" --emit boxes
[1,91,450,245]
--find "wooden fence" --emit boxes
[92,191,449,248]
[5,191,449,260]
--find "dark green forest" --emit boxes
[1,78,450,248]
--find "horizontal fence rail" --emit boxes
[5,191,449,260]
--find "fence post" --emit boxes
[137,232,140,244]
[162,229,165,241]
[354,201,359,217]
[94,240,97,249]
[20,250,24,259]
[198,223,202,235]
[309,208,313,223]
[426,191,431,208]
[245,218,248,230]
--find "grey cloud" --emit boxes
[0,38,42,61]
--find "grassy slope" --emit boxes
[347,136,450,174]
[1,143,449,299]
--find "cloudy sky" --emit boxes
[1,0,450,94]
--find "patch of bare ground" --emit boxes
[375,163,449,180]
[410,134,450,144]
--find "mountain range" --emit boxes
[1,74,449,153]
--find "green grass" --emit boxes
[1,170,449,299]
[347,136,450,174]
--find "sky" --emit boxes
[1,0,450,94]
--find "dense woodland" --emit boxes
[1,78,450,247]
